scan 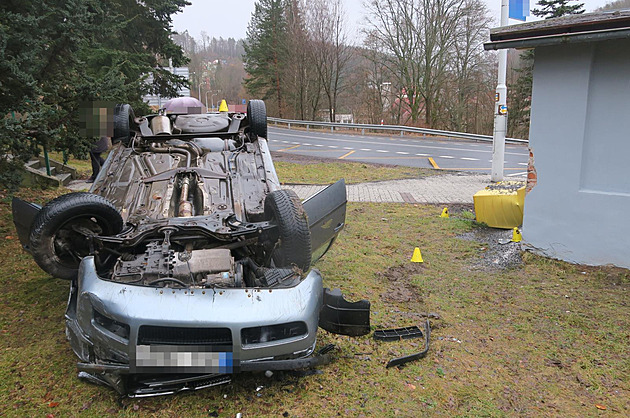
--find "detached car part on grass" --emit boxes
[12,100,368,397]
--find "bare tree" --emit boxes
[305,0,352,122]
[284,0,322,120]
[364,0,495,131]
[364,0,425,124]
[441,0,495,132]
[357,31,394,124]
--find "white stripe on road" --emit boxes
[396,152,410,155]
[269,128,528,157]
[439,156,455,159]
[507,172,527,177]
[460,157,479,161]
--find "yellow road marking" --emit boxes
[339,150,356,159]
[277,144,301,152]
[428,157,440,169]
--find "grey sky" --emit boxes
[172,0,614,42]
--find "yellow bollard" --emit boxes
[440,207,449,218]
[411,247,424,263]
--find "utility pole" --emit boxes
[491,0,509,182]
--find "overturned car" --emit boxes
[12,100,368,396]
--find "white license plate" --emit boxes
[131,345,236,373]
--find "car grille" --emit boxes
[138,325,232,346]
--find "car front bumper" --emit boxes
[66,256,324,395]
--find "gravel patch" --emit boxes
[459,227,523,271]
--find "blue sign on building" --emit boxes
[509,0,530,21]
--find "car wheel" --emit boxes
[29,193,123,280]
[264,189,311,272]
[247,99,267,139]
[113,103,135,146]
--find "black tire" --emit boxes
[264,189,311,272]
[29,193,123,280]
[247,99,267,138]
[113,103,135,146]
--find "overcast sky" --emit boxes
[172,0,614,42]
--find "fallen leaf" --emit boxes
[406,383,416,390]
[48,402,59,407]
[595,404,607,410]
[5,236,13,240]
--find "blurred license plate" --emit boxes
[131,345,237,373]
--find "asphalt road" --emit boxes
[267,126,529,176]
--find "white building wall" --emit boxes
[523,39,630,268]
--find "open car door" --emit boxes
[303,179,346,263]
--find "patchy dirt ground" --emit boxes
[378,263,426,303]
[459,227,523,271]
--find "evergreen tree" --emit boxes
[508,0,584,138]
[243,0,289,117]
[532,0,585,18]
[0,0,190,190]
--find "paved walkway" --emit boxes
[285,173,503,204]
[69,173,518,204]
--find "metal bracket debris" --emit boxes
[374,319,431,368]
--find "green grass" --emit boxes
[49,146,436,185]
[275,161,436,185]
[47,151,93,178]
[1,178,628,416]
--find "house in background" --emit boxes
[485,10,630,269]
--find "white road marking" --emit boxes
[439,155,455,159]
[396,152,410,155]
[303,143,311,146]
[269,128,528,157]
[360,148,372,151]
[376,150,389,153]
[460,157,479,161]
[518,162,528,166]
[328,145,338,148]
[314,144,323,147]
[508,172,527,177]
[343,147,354,150]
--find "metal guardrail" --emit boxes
[268,117,528,144]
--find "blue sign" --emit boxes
[509,0,529,21]
[242,99,246,105]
